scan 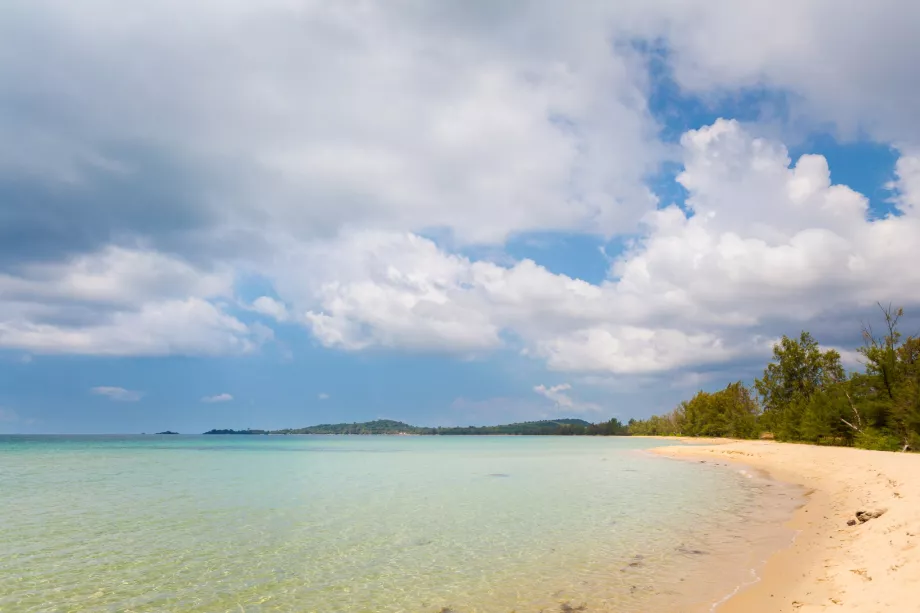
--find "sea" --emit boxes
[0,435,802,613]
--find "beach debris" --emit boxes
[559,601,587,612]
[847,509,887,526]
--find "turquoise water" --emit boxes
[0,436,801,612]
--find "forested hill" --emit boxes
[203,418,628,436]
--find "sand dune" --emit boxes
[654,440,920,613]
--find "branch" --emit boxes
[840,417,861,432]
[844,391,863,429]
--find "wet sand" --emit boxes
[654,440,920,612]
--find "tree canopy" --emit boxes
[629,304,920,452]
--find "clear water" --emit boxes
[0,435,801,613]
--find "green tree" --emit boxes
[852,305,920,450]
[754,332,844,440]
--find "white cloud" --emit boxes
[533,327,735,375]
[317,393,329,400]
[4,0,920,387]
[642,0,920,147]
[890,153,920,216]
[533,383,575,408]
[0,1,662,244]
[0,247,264,356]
[0,297,262,356]
[613,120,920,318]
[283,232,503,352]
[201,393,233,403]
[259,120,920,376]
[0,246,232,306]
[533,383,601,413]
[91,386,143,402]
[250,296,289,322]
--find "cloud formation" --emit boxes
[533,384,575,408]
[2,0,920,397]
[0,247,266,356]
[0,0,662,251]
[264,120,920,375]
[533,383,601,413]
[91,386,144,402]
[201,393,233,403]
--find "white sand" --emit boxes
[654,440,920,612]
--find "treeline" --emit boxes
[626,382,759,439]
[628,305,920,451]
[425,418,629,436]
[205,418,631,436]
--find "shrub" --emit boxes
[854,428,903,452]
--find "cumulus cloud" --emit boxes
[0,1,665,360]
[250,297,289,322]
[0,247,264,356]
[265,120,920,376]
[642,0,920,146]
[0,246,232,305]
[533,384,574,408]
[201,393,233,403]
[0,0,662,249]
[3,0,920,394]
[91,386,143,402]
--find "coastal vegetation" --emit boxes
[204,418,631,436]
[629,305,920,451]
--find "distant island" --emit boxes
[155,431,179,435]
[203,418,629,436]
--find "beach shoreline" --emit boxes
[652,440,920,613]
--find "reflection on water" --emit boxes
[0,435,801,612]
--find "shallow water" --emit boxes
[0,435,801,612]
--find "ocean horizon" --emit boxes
[1,435,802,612]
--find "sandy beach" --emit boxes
[654,440,920,612]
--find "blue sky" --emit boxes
[2,1,920,433]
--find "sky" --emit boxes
[3,0,920,433]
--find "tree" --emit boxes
[630,306,918,452]
[853,304,920,450]
[754,332,844,440]
[627,382,759,439]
